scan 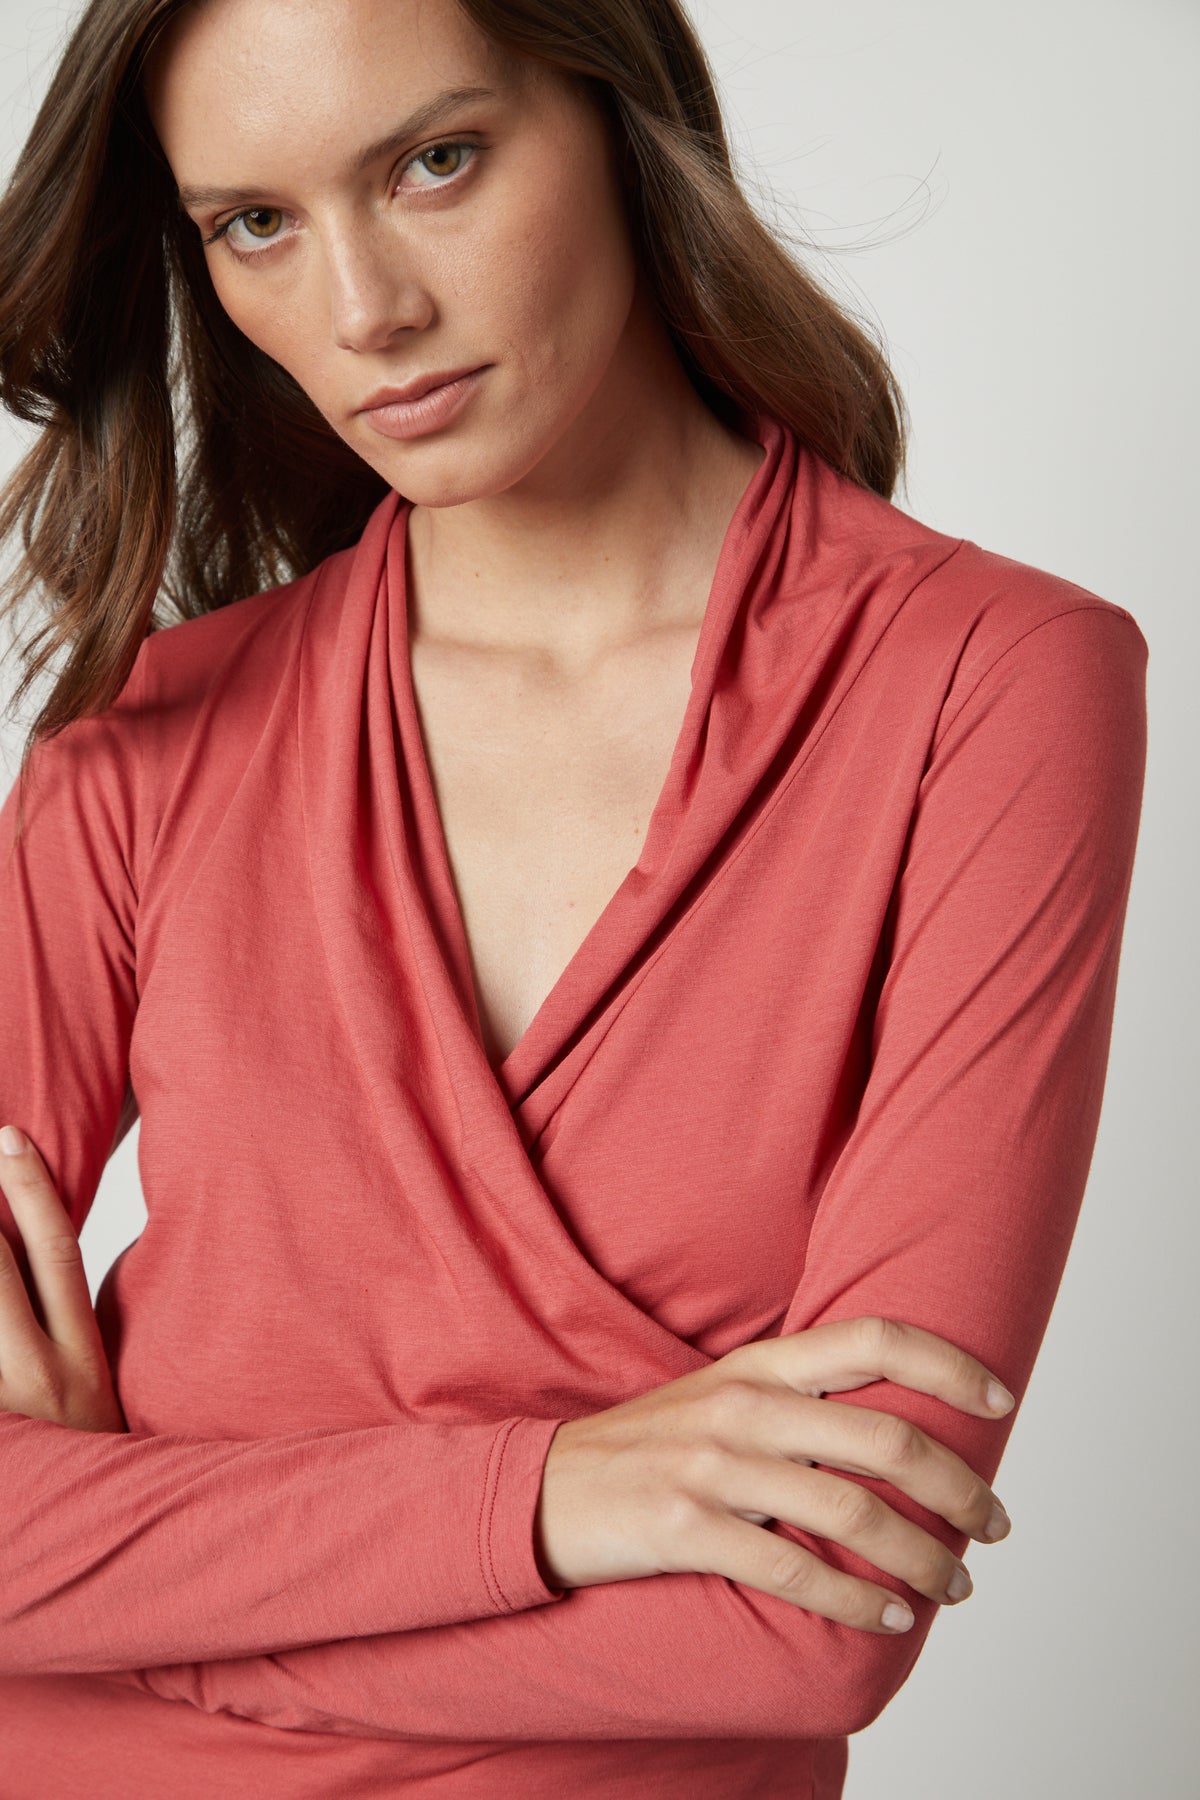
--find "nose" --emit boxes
[322,221,434,354]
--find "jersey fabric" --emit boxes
[0,408,1148,1797]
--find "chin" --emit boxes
[376,448,518,509]
[371,418,567,508]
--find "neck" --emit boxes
[405,311,765,664]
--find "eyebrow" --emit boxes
[175,84,499,211]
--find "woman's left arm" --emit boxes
[13,602,1150,1743]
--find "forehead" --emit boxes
[142,0,520,171]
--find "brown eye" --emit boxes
[419,144,463,178]
[399,141,479,191]
[202,201,292,259]
[242,208,283,240]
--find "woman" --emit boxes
[0,0,1147,1796]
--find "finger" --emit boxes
[0,1212,49,1364]
[688,1506,918,1635]
[753,1315,1016,1419]
[722,1454,975,1608]
[752,1388,1009,1544]
[0,1127,99,1360]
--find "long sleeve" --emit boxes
[130,602,1148,1742]
[0,651,566,1677]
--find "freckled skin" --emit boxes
[143,0,651,509]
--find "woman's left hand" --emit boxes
[0,1124,128,1432]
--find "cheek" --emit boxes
[207,264,282,359]
[207,260,327,389]
[467,163,637,374]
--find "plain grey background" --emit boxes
[0,2,1195,1794]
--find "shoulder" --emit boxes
[91,534,363,890]
[917,534,1147,691]
[135,565,316,715]
[796,450,1149,730]
[908,540,1149,772]
[131,487,395,735]
[132,530,366,759]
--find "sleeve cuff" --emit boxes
[479,1415,568,1613]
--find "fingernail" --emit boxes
[986,1381,1015,1413]
[945,1564,973,1603]
[984,1502,1011,1541]
[881,1603,914,1632]
[0,1125,27,1156]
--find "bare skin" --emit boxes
[404,362,760,1067]
[7,0,1032,1642]
[409,590,711,1069]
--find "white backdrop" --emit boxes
[0,3,1195,1794]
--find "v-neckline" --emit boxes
[385,412,779,1113]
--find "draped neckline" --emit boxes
[387,413,780,1113]
[297,408,805,1180]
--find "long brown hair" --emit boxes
[0,0,911,830]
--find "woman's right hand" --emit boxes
[533,1316,1015,1635]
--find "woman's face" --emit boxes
[144,0,645,505]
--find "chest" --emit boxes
[128,591,933,1406]
[407,621,703,1069]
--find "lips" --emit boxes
[358,367,488,441]
[358,366,484,412]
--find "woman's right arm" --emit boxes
[0,659,567,1675]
